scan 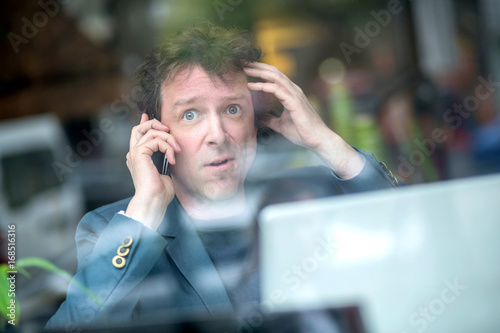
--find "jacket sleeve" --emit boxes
[332,148,402,193]
[45,210,167,330]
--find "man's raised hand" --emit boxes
[244,62,364,179]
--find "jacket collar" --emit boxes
[157,197,234,314]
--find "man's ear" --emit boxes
[251,89,284,122]
[251,89,281,147]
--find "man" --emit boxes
[46,24,399,329]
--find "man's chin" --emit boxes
[201,182,242,202]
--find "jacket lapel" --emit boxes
[157,198,234,314]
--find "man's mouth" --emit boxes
[206,157,235,169]
[210,159,229,166]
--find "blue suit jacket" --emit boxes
[46,149,399,330]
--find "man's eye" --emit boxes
[182,110,198,121]
[226,105,241,115]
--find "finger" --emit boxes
[136,119,169,135]
[165,134,181,153]
[245,63,303,93]
[244,65,295,88]
[132,113,150,147]
[131,138,177,165]
[130,119,169,149]
[245,62,278,71]
[135,129,181,152]
[248,81,291,105]
[247,81,277,93]
[245,71,299,105]
[157,140,177,165]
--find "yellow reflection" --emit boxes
[254,18,325,78]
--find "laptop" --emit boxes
[259,173,500,333]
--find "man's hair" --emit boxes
[135,23,262,119]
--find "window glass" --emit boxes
[1,148,62,209]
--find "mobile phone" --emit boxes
[148,113,169,175]
[151,150,169,175]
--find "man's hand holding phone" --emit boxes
[125,113,181,231]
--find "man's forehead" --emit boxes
[163,65,248,92]
[172,92,249,106]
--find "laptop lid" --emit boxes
[259,173,500,333]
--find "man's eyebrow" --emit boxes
[173,97,199,106]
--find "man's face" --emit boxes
[160,65,257,203]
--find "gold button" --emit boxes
[117,245,130,257]
[112,255,126,268]
[122,236,133,248]
[379,161,398,185]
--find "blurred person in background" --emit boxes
[370,45,443,184]
[46,23,400,330]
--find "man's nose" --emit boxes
[205,113,227,146]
